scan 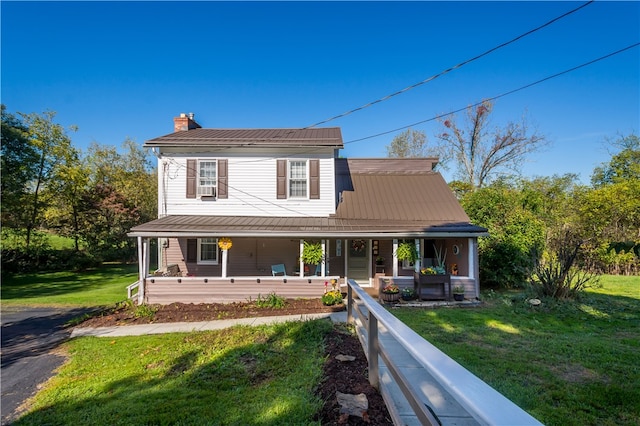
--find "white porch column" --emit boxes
[414,238,421,272]
[137,236,146,305]
[468,237,476,279]
[299,240,305,277]
[221,249,228,278]
[321,239,326,276]
[392,239,399,277]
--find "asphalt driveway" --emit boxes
[1,306,97,425]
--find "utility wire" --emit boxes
[344,42,640,145]
[305,0,595,129]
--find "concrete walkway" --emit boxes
[71,311,348,338]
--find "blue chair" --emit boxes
[271,264,287,276]
[313,264,329,276]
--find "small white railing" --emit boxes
[126,280,140,301]
[346,279,543,426]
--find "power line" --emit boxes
[304,0,595,129]
[344,42,640,145]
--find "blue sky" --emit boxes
[2,1,638,183]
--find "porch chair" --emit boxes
[312,264,329,276]
[271,264,287,277]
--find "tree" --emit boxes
[591,133,640,186]
[0,105,38,231]
[436,100,547,189]
[386,128,431,158]
[6,109,77,247]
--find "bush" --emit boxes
[254,292,287,309]
[1,247,101,274]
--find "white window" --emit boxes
[198,238,218,264]
[198,161,217,197]
[288,160,307,198]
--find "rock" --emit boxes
[335,354,356,362]
[336,391,369,422]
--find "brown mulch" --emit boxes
[77,299,393,425]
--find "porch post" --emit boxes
[414,238,421,273]
[321,239,326,277]
[392,239,398,276]
[137,236,145,305]
[299,240,304,277]
[221,249,228,278]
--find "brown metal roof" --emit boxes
[129,214,486,237]
[145,127,343,148]
[128,157,486,237]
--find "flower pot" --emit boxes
[380,292,400,303]
[453,293,464,302]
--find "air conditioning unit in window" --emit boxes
[198,186,216,198]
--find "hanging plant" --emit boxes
[218,237,233,250]
[301,241,324,265]
[395,241,418,262]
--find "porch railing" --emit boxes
[126,280,140,301]
[346,279,543,426]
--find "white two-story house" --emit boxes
[128,113,487,304]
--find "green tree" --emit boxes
[0,105,38,232]
[436,100,547,189]
[15,110,77,247]
[462,179,545,288]
[591,133,640,186]
[386,128,431,158]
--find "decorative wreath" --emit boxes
[351,239,366,252]
[218,237,233,250]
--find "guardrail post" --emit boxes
[347,284,353,324]
[368,313,379,390]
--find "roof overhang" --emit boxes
[128,215,488,239]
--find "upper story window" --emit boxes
[198,161,217,197]
[288,160,308,198]
[276,159,319,200]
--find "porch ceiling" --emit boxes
[128,215,488,238]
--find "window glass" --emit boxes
[198,238,218,264]
[289,160,307,198]
[198,161,217,196]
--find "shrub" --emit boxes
[255,292,286,309]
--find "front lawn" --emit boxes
[392,276,640,426]
[13,320,333,426]
[1,263,138,306]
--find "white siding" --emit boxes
[158,152,336,217]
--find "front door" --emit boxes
[347,239,369,283]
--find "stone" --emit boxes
[335,354,356,362]
[336,391,369,421]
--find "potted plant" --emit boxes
[375,256,385,265]
[401,287,416,301]
[301,240,324,266]
[380,281,400,303]
[452,285,465,301]
[322,279,343,307]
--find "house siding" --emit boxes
[159,153,336,217]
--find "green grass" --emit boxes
[392,275,640,426]
[13,320,333,426]
[1,263,138,306]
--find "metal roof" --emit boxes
[128,214,487,238]
[145,127,344,148]
[128,157,487,238]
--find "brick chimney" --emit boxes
[173,112,201,132]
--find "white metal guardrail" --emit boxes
[346,279,543,426]
[126,280,140,301]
